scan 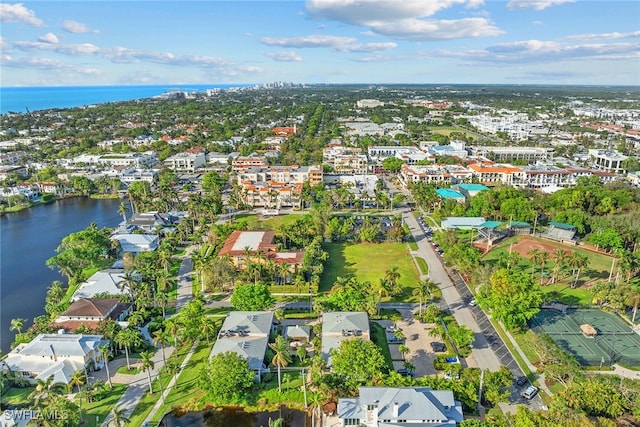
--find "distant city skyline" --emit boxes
[1,1,639,87]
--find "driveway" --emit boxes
[375,312,440,378]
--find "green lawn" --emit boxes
[232,214,304,232]
[80,384,128,427]
[483,236,614,286]
[542,284,594,306]
[370,322,394,371]
[319,242,420,299]
[415,258,428,275]
[1,386,34,406]
[144,342,212,425]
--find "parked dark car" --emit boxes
[430,342,446,352]
[397,368,414,377]
[515,376,528,386]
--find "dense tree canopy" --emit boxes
[480,268,543,330]
[330,338,387,390]
[230,283,275,311]
[199,351,255,404]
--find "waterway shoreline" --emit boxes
[0,197,122,352]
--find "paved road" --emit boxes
[100,247,196,426]
[176,246,196,310]
[402,210,544,410]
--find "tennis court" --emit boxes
[530,309,640,367]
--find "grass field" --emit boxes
[319,242,420,299]
[483,236,614,287]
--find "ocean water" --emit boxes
[0,84,253,114]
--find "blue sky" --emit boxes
[1,1,639,87]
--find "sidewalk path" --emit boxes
[142,341,199,426]
[100,245,196,426]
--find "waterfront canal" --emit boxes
[0,197,121,352]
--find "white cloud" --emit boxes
[337,42,397,52]
[261,34,356,48]
[307,0,481,23]
[372,18,503,40]
[567,31,640,41]
[62,20,99,34]
[0,3,44,26]
[441,39,640,63]
[506,0,575,11]
[305,0,501,40]
[0,36,8,51]
[266,51,303,62]
[37,33,59,44]
[14,40,100,55]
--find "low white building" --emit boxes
[71,269,129,301]
[111,233,159,253]
[1,334,107,385]
[338,387,463,426]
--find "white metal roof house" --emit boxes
[71,269,130,301]
[209,311,275,381]
[1,334,108,385]
[338,387,464,426]
[321,312,370,366]
[110,233,159,253]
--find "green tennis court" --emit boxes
[530,309,640,367]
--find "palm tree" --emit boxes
[527,248,542,276]
[398,344,410,361]
[376,278,394,315]
[247,261,262,285]
[157,250,171,274]
[155,292,169,318]
[413,279,437,316]
[109,405,131,427]
[551,249,568,284]
[567,252,588,288]
[538,251,550,284]
[10,318,26,334]
[98,344,113,390]
[269,336,292,393]
[153,329,169,367]
[199,317,217,345]
[69,370,85,394]
[385,266,401,294]
[139,350,155,394]
[115,328,142,370]
[118,270,140,301]
[164,317,181,347]
[29,375,58,407]
[117,201,129,222]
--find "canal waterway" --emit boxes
[160,406,311,427]
[0,197,122,353]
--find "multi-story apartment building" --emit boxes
[588,149,628,174]
[231,155,268,172]
[467,161,525,186]
[96,151,159,168]
[471,146,552,162]
[324,146,369,175]
[237,165,322,208]
[0,151,26,165]
[368,146,430,164]
[399,164,473,187]
[164,149,206,172]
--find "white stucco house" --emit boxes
[1,334,108,385]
